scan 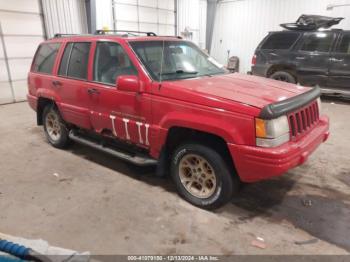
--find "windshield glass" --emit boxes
[129,40,226,81]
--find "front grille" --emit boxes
[288,100,319,139]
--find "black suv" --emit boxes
[251,29,350,97]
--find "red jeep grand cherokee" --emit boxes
[27,31,329,209]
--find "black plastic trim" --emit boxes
[259,86,321,119]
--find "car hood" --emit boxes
[161,73,311,109]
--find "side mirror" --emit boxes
[116,75,140,92]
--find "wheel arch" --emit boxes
[157,126,238,179]
[267,64,298,80]
[36,97,57,125]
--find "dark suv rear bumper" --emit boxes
[251,64,269,77]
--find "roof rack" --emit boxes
[53,33,82,38]
[95,30,157,36]
[280,15,344,31]
[161,35,183,39]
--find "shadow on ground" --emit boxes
[67,142,176,193]
[221,175,350,252]
[67,140,350,252]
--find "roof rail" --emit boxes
[95,30,157,36]
[160,35,183,39]
[53,33,81,38]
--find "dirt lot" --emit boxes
[0,99,349,255]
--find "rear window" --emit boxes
[32,43,60,74]
[261,32,300,50]
[58,42,91,80]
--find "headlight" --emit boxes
[317,97,322,114]
[255,115,290,147]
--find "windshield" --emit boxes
[129,40,226,81]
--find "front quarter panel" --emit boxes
[149,93,256,157]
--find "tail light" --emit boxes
[251,54,257,66]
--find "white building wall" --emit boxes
[96,0,114,30]
[211,0,350,74]
[0,0,88,104]
[42,0,88,38]
[95,0,207,47]
[0,0,44,104]
[177,0,207,48]
[96,0,176,35]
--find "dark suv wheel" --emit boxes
[43,105,70,148]
[270,71,296,84]
[170,143,239,210]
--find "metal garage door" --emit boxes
[0,0,45,104]
[41,0,88,38]
[0,0,88,105]
[113,0,176,35]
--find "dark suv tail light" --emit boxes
[251,54,257,66]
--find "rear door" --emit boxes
[294,32,336,86]
[327,32,350,92]
[54,41,92,129]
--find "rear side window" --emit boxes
[32,43,60,74]
[261,32,299,50]
[300,32,334,52]
[337,34,350,54]
[58,42,91,80]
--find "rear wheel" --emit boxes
[270,71,296,84]
[170,143,239,210]
[43,105,70,148]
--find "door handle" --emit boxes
[52,80,62,87]
[87,88,100,95]
[331,58,344,62]
[296,57,305,60]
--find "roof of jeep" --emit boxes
[44,34,184,44]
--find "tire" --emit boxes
[270,71,296,84]
[170,143,239,210]
[42,105,70,148]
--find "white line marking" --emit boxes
[122,118,130,140]
[145,124,150,145]
[109,115,117,136]
[136,122,144,144]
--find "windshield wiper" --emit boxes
[161,69,198,76]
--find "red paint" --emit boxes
[27,35,330,182]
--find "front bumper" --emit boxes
[228,116,329,182]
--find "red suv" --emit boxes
[27,31,330,209]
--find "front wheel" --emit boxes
[170,143,239,210]
[43,105,70,148]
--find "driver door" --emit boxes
[86,41,151,147]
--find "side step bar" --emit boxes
[69,131,158,166]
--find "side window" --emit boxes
[337,34,350,54]
[93,42,137,85]
[58,42,90,80]
[300,32,334,52]
[261,32,300,50]
[58,43,73,76]
[32,43,60,74]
